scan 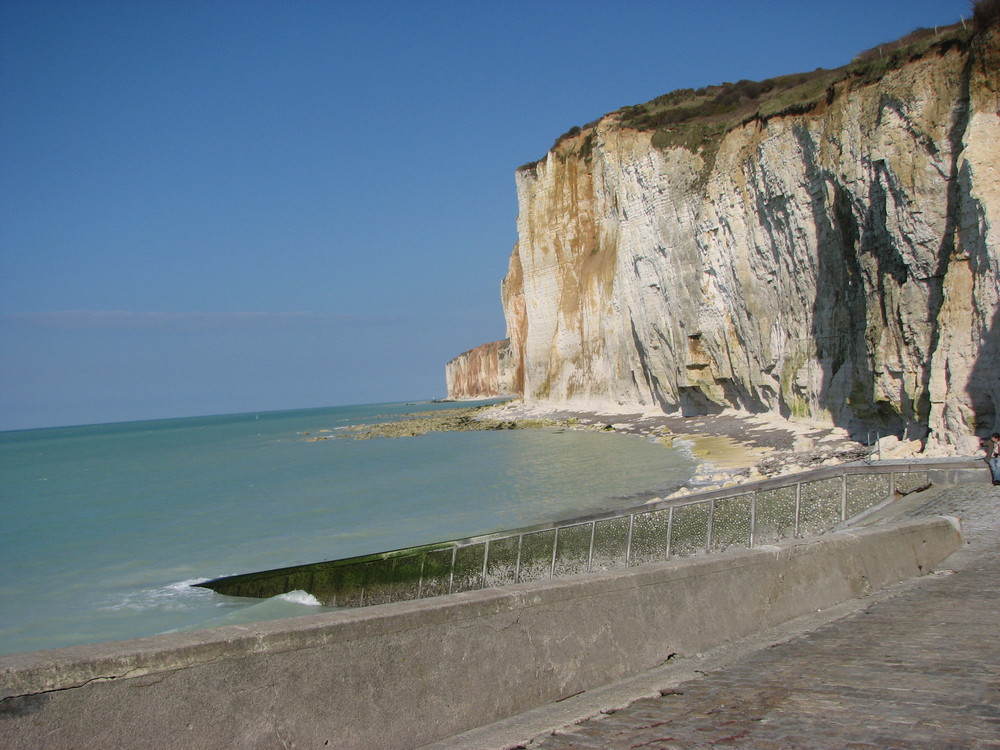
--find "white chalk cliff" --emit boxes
[449,21,1000,451]
[445,340,516,400]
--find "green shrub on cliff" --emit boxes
[846,22,971,83]
[612,16,971,155]
[521,8,981,171]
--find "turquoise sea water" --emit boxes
[0,400,697,656]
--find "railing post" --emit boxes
[514,534,523,583]
[706,499,714,552]
[481,539,490,590]
[587,521,596,572]
[841,473,848,521]
[447,546,457,595]
[794,481,802,537]
[417,553,426,599]
[550,527,559,578]
[625,513,635,566]
[666,506,674,559]
[360,564,366,608]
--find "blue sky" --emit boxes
[0,0,971,430]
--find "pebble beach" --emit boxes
[475,399,987,499]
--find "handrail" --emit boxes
[197,457,986,606]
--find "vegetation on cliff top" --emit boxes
[518,1,998,172]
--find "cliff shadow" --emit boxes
[962,151,998,437]
[968,305,999,437]
[916,50,978,443]
[794,124,913,442]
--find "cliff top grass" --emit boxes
[518,1,999,172]
[618,22,970,145]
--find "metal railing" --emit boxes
[199,459,981,607]
[865,431,882,463]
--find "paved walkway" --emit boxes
[427,482,1000,750]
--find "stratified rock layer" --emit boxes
[452,27,1000,451]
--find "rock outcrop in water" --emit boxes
[448,18,1000,451]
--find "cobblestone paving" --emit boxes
[524,484,1000,749]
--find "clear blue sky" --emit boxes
[0,0,971,430]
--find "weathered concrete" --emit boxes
[465,482,999,750]
[928,465,995,486]
[0,516,960,750]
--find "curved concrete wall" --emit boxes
[0,516,961,750]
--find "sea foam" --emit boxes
[275,590,322,606]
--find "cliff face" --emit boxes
[445,339,516,399]
[453,26,1000,449]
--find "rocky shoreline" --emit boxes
[302,401,980,499]
[475,401,939,499]
[300,406,555,441]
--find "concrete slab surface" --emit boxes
[423,483,1000,750]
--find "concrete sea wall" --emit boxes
[0,516,961,749]
[198,462,967,607]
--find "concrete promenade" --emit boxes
[428,482,1000,749]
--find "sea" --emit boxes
[0,399,698,656]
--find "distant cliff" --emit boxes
[445,340,516,400]
[448,17,1000,450]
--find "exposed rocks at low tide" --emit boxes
[301,407,555,441]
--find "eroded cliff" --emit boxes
[451,20,1000,450]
